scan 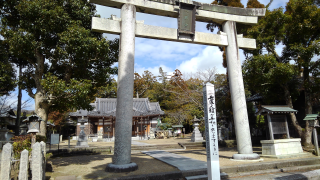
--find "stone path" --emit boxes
[131,141,153,146]
[142,150,207,171]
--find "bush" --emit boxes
[11,135,47,159]
[36,135,47,143]
[11,135,32,159]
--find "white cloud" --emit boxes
[135,38,204,63]
[177,46,225,75]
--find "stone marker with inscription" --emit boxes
[203,83,220,180]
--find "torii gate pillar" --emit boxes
[223,21,259,160]
[105,3,138,172]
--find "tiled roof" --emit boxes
[256,105,297,115]
[0,108,16,119]
[22,114,44,122]
[69,98,164,118]
[303,114,319,121]
[246,94,263,102]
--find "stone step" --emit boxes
[220,157,320,174]
[227,169,320,180]
[223,164,320,179]
[185,174,207,180]
[185,172,228,180]
[185,164,320,180]
[183,157,320,179]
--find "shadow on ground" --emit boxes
[46,152,179,180]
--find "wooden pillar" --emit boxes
[112,117,115,138]
[103,117,105,137]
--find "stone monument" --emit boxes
[19,124,28,135]
[203,83,220,180]
[76,116,89,148]
[149,127,155,139]
[191,116,203,142]
[0,127,8,148]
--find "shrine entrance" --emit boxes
[90,0,265,172]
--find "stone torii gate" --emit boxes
[91,0,265,172]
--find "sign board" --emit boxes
[272,122,287,134]
[271,115,287,134]
[203,83,220,180]
[267,114,290,140]
[178,3,196,38]
[51,134,60,145]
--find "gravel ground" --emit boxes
[46,137,314,180]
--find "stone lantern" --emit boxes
[191,116,203,142]
[23,114,43,147]
[304,114,320,128]
[76,116,89,148]
[304,114,320,156]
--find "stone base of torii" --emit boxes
[90,0,265,172]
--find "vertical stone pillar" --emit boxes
[222,21,259,160]
[32,142,43,180]
[203,83,220,180]
[1,143,12,180]
[19,149,29,180]
[40,141,46,179]
[106,3,138,172]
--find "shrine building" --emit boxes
[69,98,164,140]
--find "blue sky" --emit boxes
[12,0,289,110]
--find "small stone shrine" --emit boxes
[257,105,303,157]
[191,116,203,142]
[76,116,89,148]
[303,114,320,156]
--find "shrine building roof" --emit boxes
[256,105,298,115]
[69,98,164,118]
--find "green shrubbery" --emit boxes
[11,135,31,159]
[11,135,47,159]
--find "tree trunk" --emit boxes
[301,125,313,148]
[303,90,313,148]
[35,92,49,137]
[283,85,312,147]
[303,66,313,148]
[15,63,22,136]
